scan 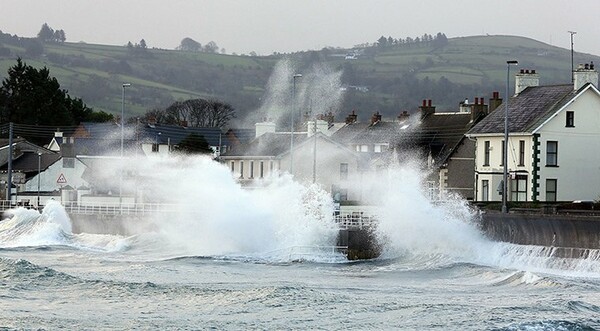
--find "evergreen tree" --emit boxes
[0,58,105,128]
[174,133,212,154]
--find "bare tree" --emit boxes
[151,98,235,128]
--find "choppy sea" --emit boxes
[1,200,599,330]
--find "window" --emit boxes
[269,161,274,172]
[566,111,574,127]
[500,140,505,166]
[482,180,489,201]
[240,161,244,178]
[546,179,557,202]
[340,163,348,180]
[260,161,264,178]
[230,161,235,172]
[152,143,159,152]
[62,157,75,168]
[546,141,558,166]
[483,141,490,166]
[518,140,525,166]
[249,161,254,178]
[510,174,528,202]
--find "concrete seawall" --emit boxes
[480,212,600,254]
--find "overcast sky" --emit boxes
[3,0,600,56]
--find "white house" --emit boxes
[467,63,600,202]
[220,120,364,202]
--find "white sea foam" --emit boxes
[0,202,129,252]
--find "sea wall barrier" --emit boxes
[479,211,600,256]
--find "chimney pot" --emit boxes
[422,99,427,107]
[474,97,479,105]
[531,69,536,74]
[428,99,432,107]
[520,69,524,74]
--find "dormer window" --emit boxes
[566,111,574,127]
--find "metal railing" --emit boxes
[334,213,378,229]
[0,200,180,216]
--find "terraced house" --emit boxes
[467,63,600,202]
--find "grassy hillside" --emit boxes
[1,34,598,124]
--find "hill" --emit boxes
[1,32,598,125]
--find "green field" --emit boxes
[1,34,598,121]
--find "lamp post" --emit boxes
[503,60,518,214]
[290,73,302,175]
[121,83,131,157]
[37,152,41,209]
[120,83,131,213]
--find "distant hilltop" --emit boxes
[1,31,599,123]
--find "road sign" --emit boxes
[57,173,67,184]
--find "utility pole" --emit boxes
[6,122,13,202]
[568,31,576,83]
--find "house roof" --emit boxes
[419,112,475,164]
[0,152,61,173]
[140,124,226,146]
[467,84,575,135]
[223,132,309,157]
[71,138,141,156]
[72,122,121,138]
[331,120,421,146]
[225,128,256,146]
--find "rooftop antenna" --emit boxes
[568,31,576,83]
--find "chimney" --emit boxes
[397,111,410,122]
[148,116,157,126]
[345,110,358,124]
[370,111,382,125]
[459,98,470,113]
[515,68,539,95]
[307,119,329,137]
[470,96,488,122]
[573,62,598,90]
[180,120,188,128]
[420,99,436,119]
[489,91,503,113]
[255,121,276,138]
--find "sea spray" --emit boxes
[133,154,338,257]
[0,202,73,248]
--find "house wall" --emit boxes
[227,158,279,181]
[24,157,88,192]
[537,90,600,201]
[474,134,533,202]
[443,138,476,200]
[282,136,361,200]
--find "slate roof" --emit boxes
[468,84,575,135]
[419,112,475,164]
[222,132,309,157]
[332,119,409,148]
[225,128,256,146]
[0,152,61,174]
[140,124,226,146]
[71,138,141,156]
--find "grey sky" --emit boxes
[3,0,600,56]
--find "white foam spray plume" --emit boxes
[251,59,344,125]
[132,154,339,259]
[359,158,486,260]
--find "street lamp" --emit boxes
[120,83,131,214]
[37,152,42,209]
[121,83,131,157]
[290,73,302,175]
[503,60,518,214]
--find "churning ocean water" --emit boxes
[1,159,600,330]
